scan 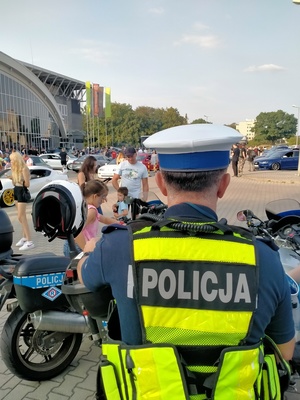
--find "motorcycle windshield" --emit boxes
[265,199,300,220]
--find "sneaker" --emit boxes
[16,238,27,247]
[19,241,35,251]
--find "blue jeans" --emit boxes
[63,240,82,258]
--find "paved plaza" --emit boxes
[1,168,300,399]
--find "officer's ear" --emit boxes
[217,172,230,199]
[155,171,167,196]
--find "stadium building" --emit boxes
[0,51,86,152]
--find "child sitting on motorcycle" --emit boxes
[112,186,129,220]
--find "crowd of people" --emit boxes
[1,126,298,397]
[1,143,152,254]
[231,143,264,177]
[76,125,295,399]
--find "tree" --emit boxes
[81,102,223,148]
[160,107,187,130]
[225,123,237,130]
[191,118,207,124]
[253,110,297,144]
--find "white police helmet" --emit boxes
[144,124,242,171]
[32,180,86,240]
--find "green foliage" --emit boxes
[82,104,299,149]
[83,103,188,147]
[253,110,297,144]
[225,123,237,130]
[191,118,207,124]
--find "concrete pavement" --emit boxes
[1,168,300,399]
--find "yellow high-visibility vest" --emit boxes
[98,221,288,400]
[132,222,259,398]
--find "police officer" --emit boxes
[77,124,295,398]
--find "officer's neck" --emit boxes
[167,191,217,212]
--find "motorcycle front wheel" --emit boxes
[1,306,83,381]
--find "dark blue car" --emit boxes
[254,149,299,170]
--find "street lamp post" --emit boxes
[292,105,300,147]
[292,105,300,175]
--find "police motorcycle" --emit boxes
[0,181,88,381]
[61,190,167,343]
[0,181,167,382]
[237,198,300,379]
[237,198,300,274]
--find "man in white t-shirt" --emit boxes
[112,147,149,199]
[23,154,33,166]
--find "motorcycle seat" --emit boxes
[13,254,70,277]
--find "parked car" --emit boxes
[69,154,110,172]
[136,152,159,171]
[254,149,299,170]
[26,155,50,167]
[97,159,118,180]
[39,153,77,170]
[260,145,290,157]
[0,166,69,207]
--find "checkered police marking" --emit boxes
[42,286,62,301]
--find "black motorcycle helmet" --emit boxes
[32,180,86,241]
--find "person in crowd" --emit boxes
[231,143,240,177]
[77,155,98,188]
[77,124,294,398]
[28,147,39,156]
[112,186,129,219]
[0,153,4,170]
[63,179,119,257]
[247,146,256,172]
[111,149,117,159]
[105,147,112,158]
[10,151,34,251]
[23,153,33,166]
[59,148,67,170]
[238,143,247,176]
[3,153,11,169]
[116,151,125,165]
[150,149,158,172]
[77,155,103,214]
[112,147,149,199]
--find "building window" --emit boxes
[58,104,68,117]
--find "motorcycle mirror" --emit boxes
[237,210,255,221]
[124,196,134,205]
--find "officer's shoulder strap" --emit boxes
[126,215,158,234]
[127,215,257,243]
[149,217,255,240]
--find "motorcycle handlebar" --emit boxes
[292,235,300,248]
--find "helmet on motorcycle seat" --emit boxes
[32,180,86,240]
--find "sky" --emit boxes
[1,0,300,125]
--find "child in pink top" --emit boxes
[63,180,119,257]
[76,180,119,248]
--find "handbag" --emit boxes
[22,183,31,202]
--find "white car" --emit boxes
[97,159,118,181]
[39,153,77,170]
[0,166,69,207]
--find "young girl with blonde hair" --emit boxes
[10,151,34,250]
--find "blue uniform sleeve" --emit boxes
[251,239,295,345]
[81,225,129,293]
